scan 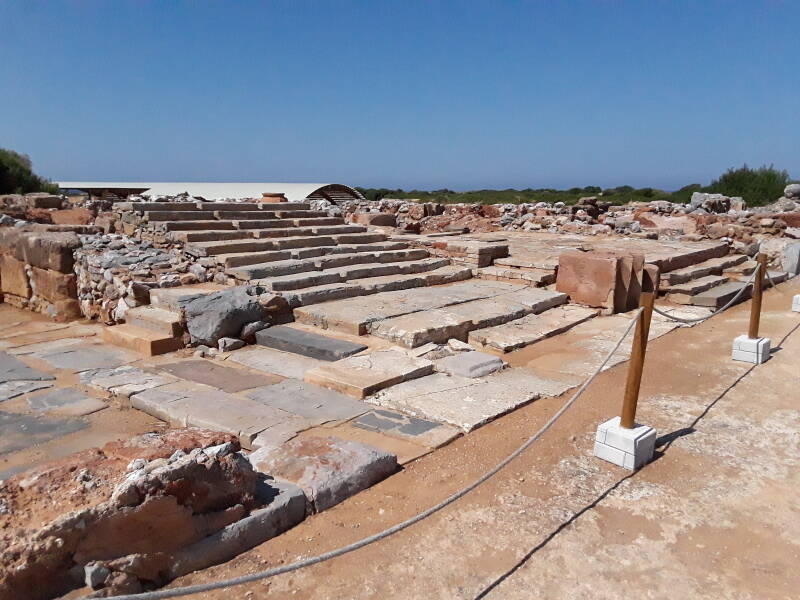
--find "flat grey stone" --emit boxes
[434,351,507,378]
[255,326,367,361]
[0,380,53,402]
[80,365,175,398]
[157,360,281,392]
[353,409,461,448]
[0,410,88,455]
[249,435,398,512]
[229,347,326,379]
[246,380,369,424]
[0,351,55,382]
[37,346,134,372]
[27,388,107,416]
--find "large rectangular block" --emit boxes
[29,267,77,303]
[0,255,31,298]
[255,326,367,361]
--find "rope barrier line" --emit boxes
[652,264,761,324]
[98,310,645,600]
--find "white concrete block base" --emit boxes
[593,416,656,471]
[731,334,771,364]
[792,294,800,313]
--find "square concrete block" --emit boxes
[731,335,771,364]
[593,416,656,470]
[434,351,506,378]
[792,294,800,313]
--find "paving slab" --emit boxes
[79,365,176,398]
[305,349,434,398]
[36,346,136,372]
[434,351,507,378]
[0,351,56,382]
[246,379,369,424]
[0,380,53,401]
[157,359,282,392]
[249,435,398,512]
[0,410,88,455]
[228,347,327,379]
[352,409,461,448]
[6,337,92,356]
[368,369,548,431]
[255,326,367,361]
[468,305,600,353]
[26,388,107,416]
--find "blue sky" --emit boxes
[1,1,797,191]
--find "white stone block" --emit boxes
[593,416,656,471]
[731,335,771,364]
[792,294,800,313]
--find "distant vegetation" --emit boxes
[358,165,794,208]
[0,148,58,195]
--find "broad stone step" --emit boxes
[282,283,367,307]
[305,349,434,398]
[333,233,387,244]
[661,254,748,285]
[271,210,330,219]
[198,202,311,211]
[250,225,366,239]
[171,230,254,243]
[216,243,414,269]
[765,270,789,286]
[150,283,228,311]
[292,217,346,226]
[368,288,568,348]
[294,280,525,335]
[214,211,271,220]
[663,275,730,304]
[255,326,367,361]
[102,324,183,356]
[186,236,336,257]
[691,281,751,308]
[725,260,758,277]
[158,220,237,231]
[126,305,184,336]
[127,202,201,212]
[235,219,294,230]
[477,266,556,286]
[468,304,599,353]
[145,211,216,222]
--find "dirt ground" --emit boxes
[157,279,800,600]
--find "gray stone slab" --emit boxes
[255,326,367,361]
[434,351,506,378]
[27,388,107,416]
[228,347,326,379]
[0,410,88,455]
[79,365,175,398]
[157,360,281,392]
[352,409,461,448]
[0,351,55,382]
[37,346,135,372]
[246,380,369,424]
[0,380,53,402]
[249,435,398,512]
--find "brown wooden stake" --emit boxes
[748,253,767,339]
[620,292,655,429]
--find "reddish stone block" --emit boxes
[0,254,31,298]
[352,212,397,227]
[30,267,78,302]
[556,250,645,313]
[50,208,94,225]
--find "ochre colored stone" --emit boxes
[30,267,78,302]
[0,254,31,298]
[50,208,94,225]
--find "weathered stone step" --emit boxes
[150,283,228,311]
[477,265,556,286]
[185,236,337,257]
[663,275,730,304]
[157,220,238,231]
[251,225,366,239]
[332,233,388,245]
[281,266,473,308]
[213,211,273,220]
[171,230,254,243]
[661,254,748,285]
[229,249,430,281]
[294,280,524,335]
[102,324,184,356]
[198,202,311,211]
[256,259,451,292]
[468,304,599,353]
[145,211,217,222]
[255,326,367,361]
[368,288,568,348]
[126,305,184,336]
[215,242,412,269]
[125,202,202,212]
[268,210,330,219]
[690,281,750,308]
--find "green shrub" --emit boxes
[706,164,789,206]
[0,148,58,194]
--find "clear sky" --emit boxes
[1,1,797,191]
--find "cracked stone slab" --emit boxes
[0,410,88,455]
[249,435,398,512]
[26,388,107,417]
[0,380,53,402]
[157,360,282,392]
[246,379,369,425]
[255,326,367,361]
[36,346,136,372]
[80,365,176,398]
[304,349,434,398]
[228,347,326,379]
[0,351,56,382]
[352,409,461,448]
[6,337,92,356]
[368,369,551,432]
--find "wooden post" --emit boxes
[620,292,655,429]
[748,253,767,339]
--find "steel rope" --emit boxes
[98,310,645,600]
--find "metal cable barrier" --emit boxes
[99,310,645,600]
[651,264,761,324]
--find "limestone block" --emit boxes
[792,294,800,312]
[50,208,94,225]
[30,267,77,302]
[20,231,81,272]
[731,335,771,364]
[594,416,656,470]
[556,250,645,313]
[352,212,397,227]
[434,351,506,378]
[0,254,31,298]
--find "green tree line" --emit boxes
[0,148,58,195]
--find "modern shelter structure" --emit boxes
[56,182,365,203]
